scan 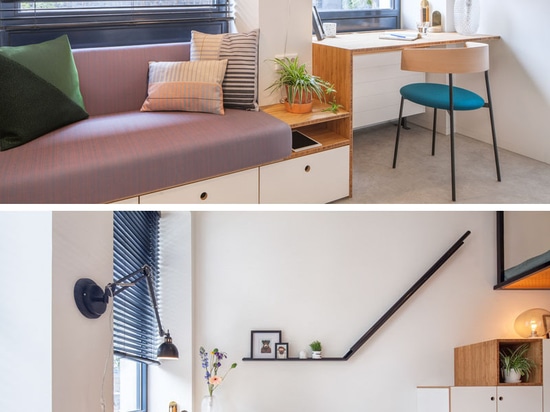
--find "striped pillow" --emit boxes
[191,29,259,111]
[141,60,228,114]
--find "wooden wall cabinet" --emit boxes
[418,339,546,412]
[454,339,543,386]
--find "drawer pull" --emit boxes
[200,192,208,201]
[304,165,311,173]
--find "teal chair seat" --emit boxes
[400,83,485,111]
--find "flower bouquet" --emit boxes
[199,346,237,400]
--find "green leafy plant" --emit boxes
[266,56,338,111]
[309,340,322,352]
[499,343,536,381]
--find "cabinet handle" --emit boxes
[304,165,311,173]
[499,396,503,401]
[200,192,208,201]
[490,397,495,401]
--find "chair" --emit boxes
[392,42,501,201]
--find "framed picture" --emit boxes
[250,330,281,359]
[312,6,325,41]
[276,342,289,359]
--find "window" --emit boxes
[313,0,400,33]
[112,211,160,412]
[0,0,232,47]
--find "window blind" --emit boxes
[0,0,231,31]
[0,0,232,47]
[113,211,161,365]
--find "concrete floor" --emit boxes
[335,123,550,204]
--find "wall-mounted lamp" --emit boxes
[514,308,550,338]
[74,265,179,360]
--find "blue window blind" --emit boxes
[113,211,161,365]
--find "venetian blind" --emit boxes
[113,211,161,365]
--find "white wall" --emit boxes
[402,0,550,164]
[192,211,550,412]
[149,212,193,412]
[1,212,52,412]
[52,211,114,412]
[234,0,314,106]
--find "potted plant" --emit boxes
[266,56,338,114]
[309,340,322,359]
[499,343,536,383]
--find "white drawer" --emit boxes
[259,146,350,204]
[139,168,259,204]
[353,51,425,128]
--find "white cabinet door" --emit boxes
[259,146,350,204]
[451,387,495,412]
[450,386,542,412]
[417,387,450,412]
[497,386,542,412]
[139,168,259,204]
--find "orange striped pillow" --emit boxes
[141,60,228,114]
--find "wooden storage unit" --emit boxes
[261,101,352,202]
[454,339,543,386]
[419,339,545,412]
[113,101,352,204]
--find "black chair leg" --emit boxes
[393,96,405,168]
[431,108,437,156]
[450,113,456,202]
[485,71,502,182]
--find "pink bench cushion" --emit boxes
[0,109,291,203]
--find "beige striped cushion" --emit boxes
[141,60,227,114]
[190,29,259,111]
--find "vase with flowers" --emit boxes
[199,346,237,412]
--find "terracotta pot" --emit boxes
[284,100,313,114]
[284,86,313,114]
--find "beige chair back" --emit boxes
[401,41,489,74]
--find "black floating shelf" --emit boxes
[242,231,471,363]
[242,357,346,361]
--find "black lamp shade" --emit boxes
[158,331,179,359]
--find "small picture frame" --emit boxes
[312,6,325,41]
[276,342,289,359]
[250,330,281,359]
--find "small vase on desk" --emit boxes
[454,0,480,35]
[201,395,223,412]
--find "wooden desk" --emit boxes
[312,31,500,129]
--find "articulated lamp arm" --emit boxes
[74,264,178,359]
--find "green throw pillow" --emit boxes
[0,35,88,151]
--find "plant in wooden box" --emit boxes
[310,340,322,359]
[499,343,536,383]
[267,56,339,114]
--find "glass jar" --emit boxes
[454,0,480,35]
[201,395,223,412]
